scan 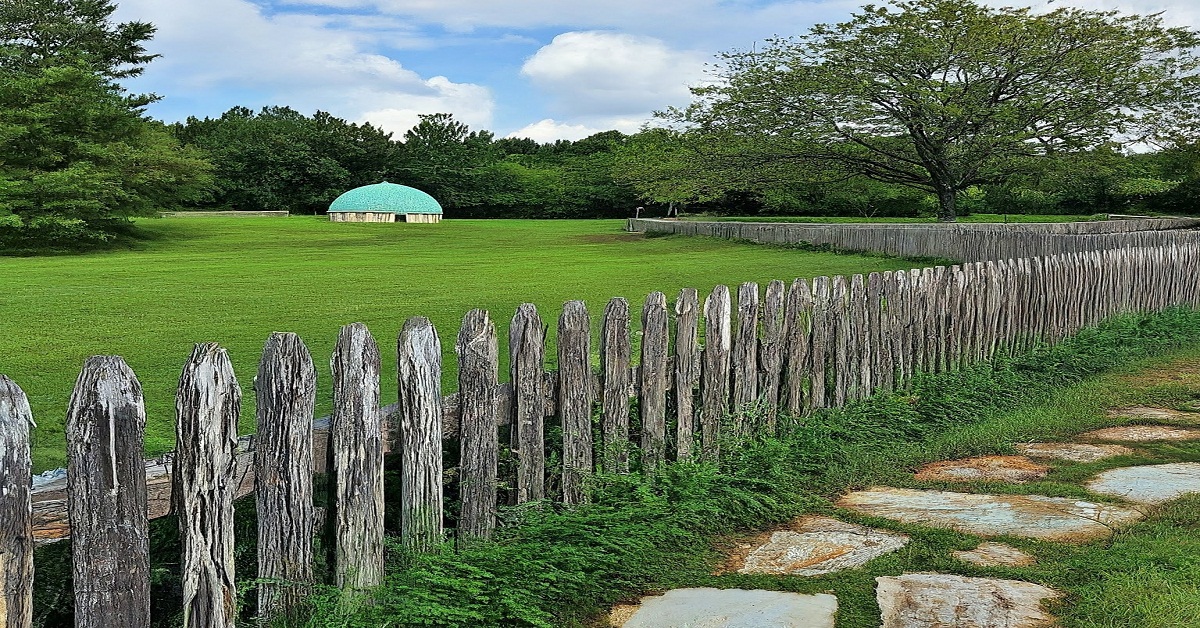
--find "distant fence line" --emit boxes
[628,217,1200,262]
[158,210,291,218]
[5,241,1200,626]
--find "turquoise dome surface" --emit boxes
[328,182,443,214]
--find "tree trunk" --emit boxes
[935,187,957,222]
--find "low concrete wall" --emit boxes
[628,218,1200,262]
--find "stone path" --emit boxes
[610,406,1200,627]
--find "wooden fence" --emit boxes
[628,217,1200,262]
[4,242,1200,626]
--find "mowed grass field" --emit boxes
[1,217,917,470]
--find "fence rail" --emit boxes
[6,240,1200,625]
[628,217,1200,262]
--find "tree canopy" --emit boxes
[666,0,1200,220]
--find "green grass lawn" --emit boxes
[1,217,916,470]
[692,213,1100,223]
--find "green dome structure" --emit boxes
[327,182,443,223]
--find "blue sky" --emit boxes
[113,0,1198,142]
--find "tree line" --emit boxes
[2,0,1199,253]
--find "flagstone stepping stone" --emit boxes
[914,455,1050,483]
[736,515,909,576]
[837,487,1143,542]
[1016,442,1134,463]
[612,588,838,628]
[951,541,1036,567]
[876,573,1059,628]
[1107,406,1200,423]
[1085,462,1200,505]
[1079,425,1200,442]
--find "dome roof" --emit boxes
[328,182,443,214]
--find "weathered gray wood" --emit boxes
[510,304,546,502]
[175,344,241,628]
[67,356,149,628]
[599,298,631,473]
[782,278,813,415]
[849,274,869,400]
[832,276,851,407]
[397,317,445,551]
[640,292,670,470]
[457,310,499,540]
[558,301,594,503]
[674,289,700,459]
[809,277,831,409]
[866,273,884,392]
[0,376,33,628]
[732,282,760,419]
[255,333,315,619]
[701,285,732,458]
[759,280,786,429]
[329,324,383,589]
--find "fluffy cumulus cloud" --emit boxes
[505,119,610,143]
[520,31,707,126]
[113,0,494,133]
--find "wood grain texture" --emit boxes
[175,344,240,628]
[0,376,33,628]
[67,356,149,628]
[732,282,760,419]
[782,278,813,415]
[759,280,786,430]
[255,333,315,620]
[701,285,731,459]
[558,301,594,502]
[329,324,384,589]
[457,310,499,540]
[640,292,669,470]
[397,317,445,551]
[510,304,547,502]
[674,289,700,460]
[599,298,632,473]
[809,277,831,410]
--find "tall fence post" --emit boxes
[599,298,631,473]
[674,289,700,459]
[640,292,669,470]
[67,356,149,628]
[558,301,594,503]
[782,278,813,415]
[701,285,731,459]
[510,304,547,501]
[0,375,33,628]
[759,280,786,431]
[255,333,315,620]
[398,317,445,550]
[329,323,384,590]
[458,310,499,540]
[732,282,760,422]
[175,344,241,628]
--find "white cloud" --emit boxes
[114,0,495,133]
[506,119,609,142]
[521,31,707,117]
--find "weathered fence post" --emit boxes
[600,298,631,473]
[782,278,813,415]
[0,375,33,628]
[809,277,831,409]
[674,289,700,459]
[510,304,547,501]
[759,280,786,430]
[640,292,669,470]
[329,323,384,589]
[701,285,732,458]
[732,282,760,421]
[255,333,315,619]
[67,356,149,628]
[558,301,594,503]
[175,344,241,628]
[398,317,445,550]
[458,310,499,540]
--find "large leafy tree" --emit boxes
[0,0,212,250]
[670,0,1200,221]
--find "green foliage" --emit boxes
[0,1,213,252]
[665,0,1200,220]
